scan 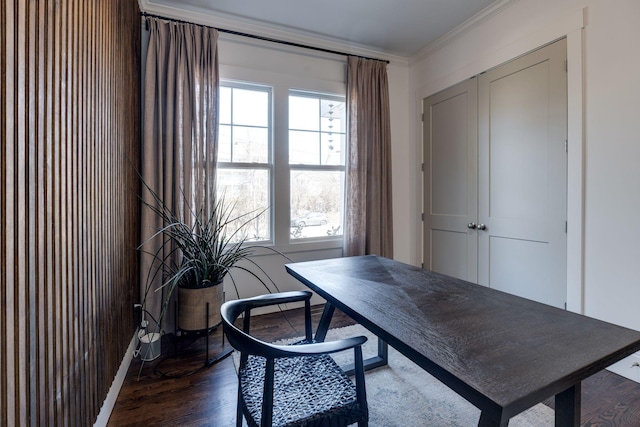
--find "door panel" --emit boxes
[478,39,567,307]
[489,237,551,303]
[431,230,470,280]
[423,79,478,282]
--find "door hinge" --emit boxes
[565,139,568,153]
[421,113,425,122]
[421,163,424,172]
[421,213,424,221]
[565,221,568,233]
[565,59,568,72]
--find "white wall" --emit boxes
[409,0,640,331]
[387,62,413,265]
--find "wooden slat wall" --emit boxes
[1,0,141,425]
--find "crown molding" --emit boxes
[409,0,521,65]
[138,0,409,66]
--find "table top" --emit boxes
[286,255,640,421]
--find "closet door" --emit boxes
[423,78,478,282]
[477,39,567,308]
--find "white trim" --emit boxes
[410,0,520,64]
[606,352,640,384]
[412,8,585,100]
[93,334,137,427]
[565,26,585,314]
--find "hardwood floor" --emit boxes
[109,306,640,426]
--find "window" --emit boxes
[216,84,272,242]
[289,92,346,240]
[217,82,346,248]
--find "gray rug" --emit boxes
[236,324,556,426]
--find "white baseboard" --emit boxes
[606,352,640,383]
[93,333,137,427]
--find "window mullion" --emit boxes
[272,84,290,247]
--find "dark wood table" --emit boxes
[285,255,640,427]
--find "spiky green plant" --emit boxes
[138,179,287,330]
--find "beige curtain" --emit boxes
[345,56,393,258]
[140,17,219,331]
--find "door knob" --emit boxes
[477,224,487,231]
[467,222,477,230]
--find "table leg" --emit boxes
[317,301,389,375]
[375,336,388,367]
[555,383,581,427]
[314,302,336,342]
[478,412,508,427]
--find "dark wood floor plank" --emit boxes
[109,306,640,426]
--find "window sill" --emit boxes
[248,237,343,258]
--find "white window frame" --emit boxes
[218,79,347,254]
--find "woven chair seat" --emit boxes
[240,349,366,427]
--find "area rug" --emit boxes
[235,324,555,426]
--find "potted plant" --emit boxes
[138,179,279,336]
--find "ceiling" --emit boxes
[143,0,502,58]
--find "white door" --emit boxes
[477,39,567,308]
[423,39,567,308]
[423,78,478,282]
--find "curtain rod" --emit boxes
[141,12,390,64]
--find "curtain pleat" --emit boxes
[345,57,394,258]
[140,18,219,331]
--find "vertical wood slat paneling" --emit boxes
[2,1,15,425]
[1,1,141,425]
[44,0,56,423]
[0,2,3,416]
[52,0,62,419]
[26,0,37,422]
[17,0,28,422]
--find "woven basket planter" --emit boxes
[177,280,223,332]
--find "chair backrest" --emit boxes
[220,291,314,360]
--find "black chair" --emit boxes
[221,290,369,427]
